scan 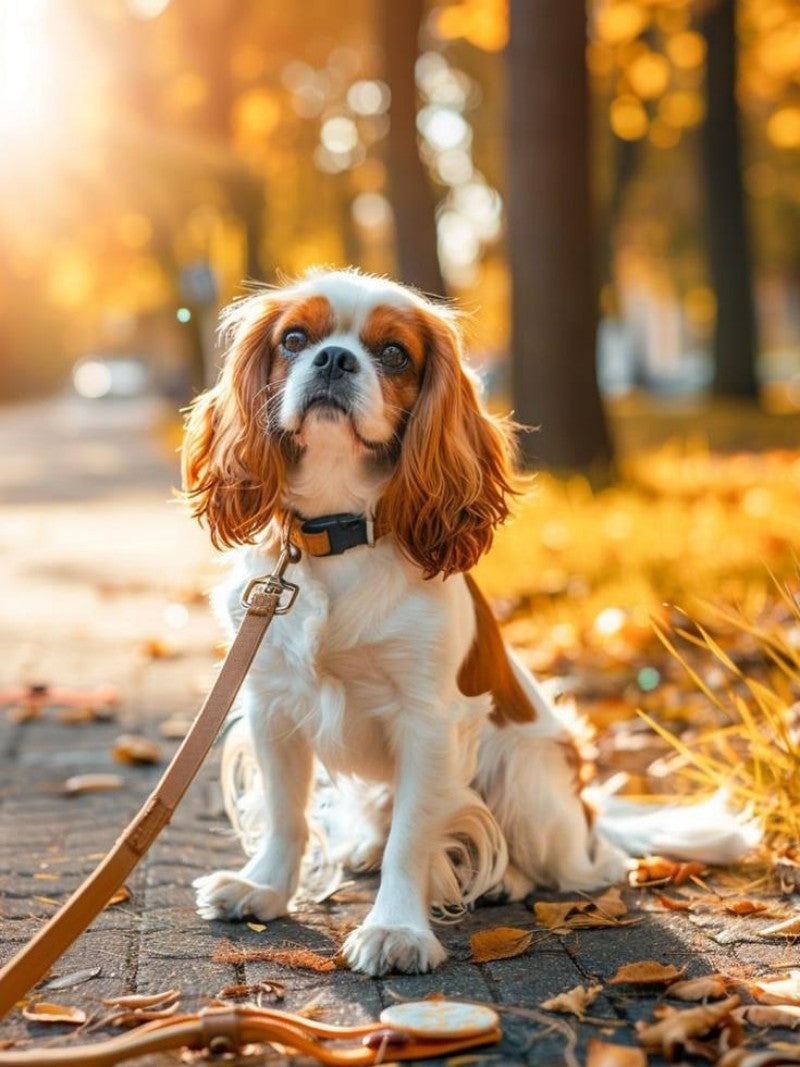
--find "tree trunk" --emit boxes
[507,0,614,471]
[700,0,759,397]
[380,0,446,297]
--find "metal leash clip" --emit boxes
[241,541,301,615]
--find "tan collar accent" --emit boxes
[283,510,391,558]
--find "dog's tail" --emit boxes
[473,649,760,892]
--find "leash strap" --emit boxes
[0,1005,502,1066]
[0,543,301,1022]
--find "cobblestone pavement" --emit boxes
[0,399,790,1066]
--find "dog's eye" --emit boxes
[282,329,308,355]
[379,343,410,373]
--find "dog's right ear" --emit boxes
[181,293,287,549]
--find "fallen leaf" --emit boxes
[540,983,602,1019]
[592,886,628,920]
[218,980,284,1002]
[656,893,692,912]
[667,974,729,1001]
[586,1037,647,1067]
[631,857,708,886]
[533,901,581,929]
[247,922,267,933]
[22,1002,87,1025]
[63,773,125,795]
[213,942,337,972]
[106,886,131,907]
[718,1048,800,1067]
[158,717,192,739]
[636,995,739,1059]
[42,967,101,991]
[55,706,96,725]
[751,971,800,1007]
[733,1004,800,1030]
[470,926,533,963]
[112,735,162,766]
[102,989,180,1009]
[723,899,770,916]
[609,960,686,986]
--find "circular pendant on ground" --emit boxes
[379,1000,500,1039]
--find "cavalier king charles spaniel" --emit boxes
[182,269,757,976]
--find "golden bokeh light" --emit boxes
[610,94,649,140]
[666,31,707,70]
[595,3,649,46]
[658,89,705,128]
[626,50,671,99]
[766,105,800,148]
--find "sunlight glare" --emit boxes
[0,0,54,139]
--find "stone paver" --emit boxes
[0,399,780,1066]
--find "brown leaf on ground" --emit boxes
[751,971,800,1006]
[101,989,180,1009]
[733,1004,800,1030]
[105,886,131,908]
[62,773,124,795]
[609,960,686,986]
[540,983,602,1019]
[470,926,533,963]
[635,995,740,1059]
[723,899,770,916]
[592,886,628,919]
[212,942,337,972]
[218,980,285,1002]
[719,1045,800,1066]
[631,857,708,886]
[656,893,692,911]
[586,1037,647,1067]
[667,974,729,1001]
[112,734,162,765]
[21,1002,87,1025]
[532,889,634,931]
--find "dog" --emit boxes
[182,268,757,976]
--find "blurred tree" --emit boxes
[379,0,446,296]
[700,0,759,398]
[507,0,614,471]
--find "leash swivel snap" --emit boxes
[241,541,301,615]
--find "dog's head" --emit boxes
[182,269,517,577]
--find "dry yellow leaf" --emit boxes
[609,960,686,985]
[751,970,800,1007]
[586,1037,647,1067]
[667,974,729,1001]
[63,773,124,795]
[106,886,131,908]
[102,989,180,1009]
[636,995,739,1058]
[656,893,691,912]
[541,983,602,1019]
[723,898,769,916]
[533,901,582,929]
[592,886,629,919]
[732,1003,800,1030]
[247,922,267,933]
[112,734,162,766]
[21,1002,87,1025]
[470,926,533,963]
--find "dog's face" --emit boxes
[266,275,427,456]
[182,270,516,577]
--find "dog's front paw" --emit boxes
[193,871,288,922]
[342,924,446,976]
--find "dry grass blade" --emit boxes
[101,989,180,1009]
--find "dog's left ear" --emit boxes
[181,293,287,548]
[381,309,518,578]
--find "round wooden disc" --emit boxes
[379,1000,499,1039]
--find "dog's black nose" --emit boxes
[313,346,359,380]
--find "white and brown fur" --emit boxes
[183,269,757,976]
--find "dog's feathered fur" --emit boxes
[184,270,758,976]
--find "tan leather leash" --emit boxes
[0,540,301,1022]
[0,535,503,1065]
